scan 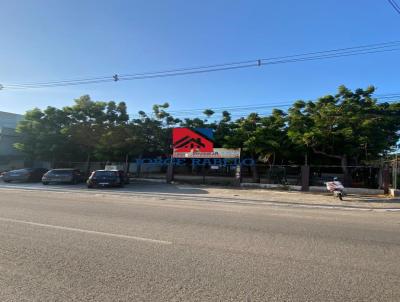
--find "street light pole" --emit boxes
[395,153,398,190]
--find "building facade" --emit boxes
[0,111,23,129]
[0,111,24,170]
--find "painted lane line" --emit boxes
[0,217,172,245]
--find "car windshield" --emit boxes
[94,171,117,177]
[48,170,73,175]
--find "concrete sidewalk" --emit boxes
[179,185,400,210]
[129,178,399,210]
[128,180,400,210]
[0,179,399,210]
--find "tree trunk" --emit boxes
[125,154,130,174]
[251,153,260,183]
[51,154,55,169]
[312,148,352,186]
[341,155,352,186]
[136,154,142,177]
[251,160,260,183]
[85,153,91,177]
[251,164,260,183]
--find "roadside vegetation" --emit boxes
[14,85,400,177]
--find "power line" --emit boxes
[130,95,400,119]
[1,40,400,90]
[124,41,400,77]
[6,46,400,89]
[388,0,400,14]
[4,48,400,90]
[166,103,292,114]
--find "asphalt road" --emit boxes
[0,187,399,301]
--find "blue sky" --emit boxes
[0,0,399,117]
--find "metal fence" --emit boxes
[240,165,301,185]
[309,166,381,188]
[172,163,237,185]
[169,163,387,189]
[1,158,397,190]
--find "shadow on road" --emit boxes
[125,181,208,195]
[0,180,209,195]
[1,180,399,210]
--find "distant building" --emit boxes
[0,111,23,129]
[0,111,24,170]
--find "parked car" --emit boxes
[42,169,84,185]
[2,168,48,183]
[87,170,125,188]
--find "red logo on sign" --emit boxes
[173,128,214,152]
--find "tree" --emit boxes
[94,101,131,161]
[14,86,400,176]
[287,85,400,183]
[14,108,45,162]
[251,109,290,165]
[223,113,261,181]
[15,95,132,167]
[61,95,130,166]
[14,106,74,164]
[213,110,233,148]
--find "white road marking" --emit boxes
[0,217,172,245]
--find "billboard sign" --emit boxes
[172,128,240,159]
[173,128,214,153]
[172,148,241,158]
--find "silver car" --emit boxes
[2,168,48,183]
[42,168,84,185]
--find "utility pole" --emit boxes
[393,153,398,190]
[166,145,174,183]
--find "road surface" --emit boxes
[0,187,399,301]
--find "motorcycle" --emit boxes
[325,178,345,200]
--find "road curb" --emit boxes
[1,186,400,212]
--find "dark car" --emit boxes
[87,170,124,188]
[2,168,48,183]
[42,169,84,185]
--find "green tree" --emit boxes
[14,86,400,177]
[14,106,74,164]
[251,109,290,165]
[94,101,131,161]
[287,85,400,182]
[63,96,130,164]
[213,110,233,148]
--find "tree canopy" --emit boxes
[287,86,400,167]
[14,86,400,168]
